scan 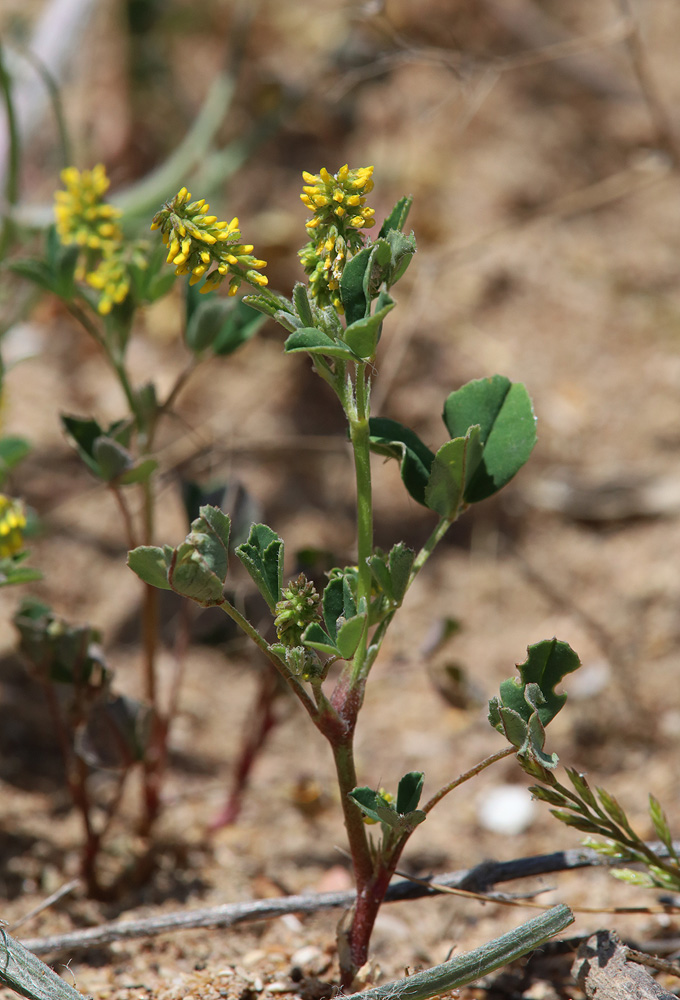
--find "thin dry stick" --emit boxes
[8,882,81,934]
[17,846,640,956]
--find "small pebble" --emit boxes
[477,784,535,835]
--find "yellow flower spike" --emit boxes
[54,163,122,251]
[298,164,376,309]
[0,496,27,559]
[150,189,266,295]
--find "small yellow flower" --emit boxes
[54,164,122,250]
[151,189,267,296]
[0,495,27,559]
[298,164,375,311]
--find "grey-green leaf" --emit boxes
[127,545,173,590]
[236,523,284,611]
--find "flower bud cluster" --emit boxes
[0,494,26,559]
[274,573,320,647]
[151,188,268,296]
[299,164,375,311]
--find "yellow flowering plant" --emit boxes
[7,163,270,895]
[129,164,578,987]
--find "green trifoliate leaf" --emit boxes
[349,785,388,823]
[368,418,435,506]
[336,613,367,659]
[489,638,581,769]
[322,575,357,642]
[93,437,134,480]
[236,523,284,611]
[301,622,341,658]
[127,544,174,590]
[368,542,415,605]
[424,425,483,519]
[396,771,424,814]
[343,292,395,360]
[443,375,537,502]
[498,638,581,728]
[379,195,413,237]
[169,505,231,604]
[284,327,358,361]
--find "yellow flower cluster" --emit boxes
[54,164,140,315]
[299,165,375,311]
[85,242,146,316]
[0,494,26,559]
[151,188,268,296]
[54,165,122,250]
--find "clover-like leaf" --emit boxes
[343,292,395,360]
[489,638,581,769]
[322,575,357,642]
[169,505,231,604]
[443,375,537,503]
[236,523,284,611]
[336,613,367,659]
[127,545,173,590]
[424,426,483,520]
[396,771,424,815]
[368,418,435,506]
[368,542,415,605]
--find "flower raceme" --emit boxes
[53,164,144,315]
[0,494,26,559]
[54,164,122,251]
[299,164,375,311]
[151,188,268,296]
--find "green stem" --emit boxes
[348,364,374,683]
[0,44,20,259]
[216,599,320,722]
[332,739,373,888]
[423,747,515,815]
[410,516,451,584]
